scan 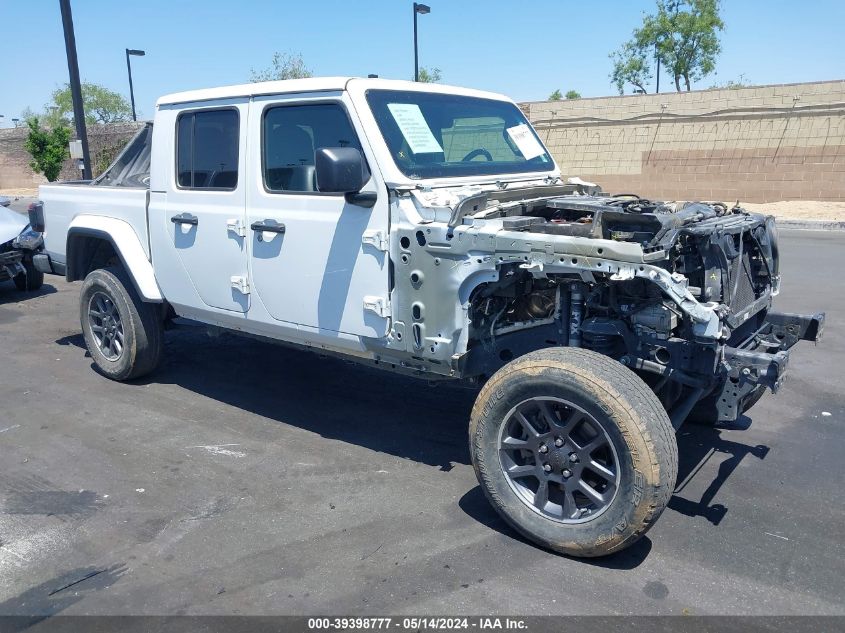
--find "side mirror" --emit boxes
[315,147,370,194]
[28,201,45,233]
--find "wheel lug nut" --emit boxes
[569,453,579,463]
[542,463,552,473]
[554,437,564,448]
[538,444,548,454]
[562,469,572,478]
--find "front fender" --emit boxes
[67,215,163,302]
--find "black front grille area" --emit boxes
[725,231,767,315]
[729,248,757,312]
[0,250,22,265]
[674,213,777,326]
[0,250,22,281]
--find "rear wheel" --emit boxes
[469,348,677,557]
[79,266,163,381]
[13,258,44,291]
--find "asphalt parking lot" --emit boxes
[0,222,843,616]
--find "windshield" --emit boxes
[366,89,554,180]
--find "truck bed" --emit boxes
[40,184,150,267]
[40,123,153,267]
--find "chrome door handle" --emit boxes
[171,213,198,226]
[250,220,286,234]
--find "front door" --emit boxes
[246,95,390,337]
[163,104,249,312]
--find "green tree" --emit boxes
[23,117,71,182]
[565,90,581,100]
[47,82,133,126]
[610,0,724,94]
[250,51,313,82]
[417,67,442,83]
[609,41,653,94]
[548,89,563,101]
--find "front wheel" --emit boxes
[79,266,164,381]
[469,348,677,558]
[13,258,44,291]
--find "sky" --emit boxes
[1,0,844,126]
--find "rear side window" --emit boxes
[176,109,239,189]
[262,103,363,193]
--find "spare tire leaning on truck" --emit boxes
[470,348,677,557]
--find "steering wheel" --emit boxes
[462,148,493,162]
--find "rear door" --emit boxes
[246,93,390,337]
[160,103,249,312]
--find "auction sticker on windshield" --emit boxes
[506,123,545,160]
[387,103,444,154]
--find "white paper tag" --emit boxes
[506,123,545,160]
[387,103,443,154]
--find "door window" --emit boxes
[176,109,240,189]
[262,103,364,193]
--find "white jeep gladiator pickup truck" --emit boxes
[33,77,824,557]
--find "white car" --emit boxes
[34,78,823,557]
[0,203,44,291]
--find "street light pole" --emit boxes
[125,48,145,121]
[655,41,660,94]
[413,3,430,82]
[59,0,92,180]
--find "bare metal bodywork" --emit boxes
[374,182,822,426]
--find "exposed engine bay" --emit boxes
[457,193,823,425]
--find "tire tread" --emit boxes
[470,347,677,557]
[79,266,163,381]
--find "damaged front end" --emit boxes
[385,185,824,426]
[0,204,45,287]
[0,205,31,283]
[702,310,824,423]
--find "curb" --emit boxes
[777,220,845,231]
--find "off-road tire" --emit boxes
[688,384,766,425]
[13,259,44,291]
[79,266,163,381]
[469,347,677,558]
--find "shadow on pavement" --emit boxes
[0,283,57,306]
[59,327,478,470]
[0,564,127,622]
[55,332,86,349]
[669,421,769,525]
[458,486,654,568]
[55,326,768,560]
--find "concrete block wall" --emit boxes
[0,127,41,189]
[522,80,845,202]
[0,122,145,189]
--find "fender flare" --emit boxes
[67,215,163,302]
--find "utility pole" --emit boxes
[59,0,91,180]
[655,41,661,94]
